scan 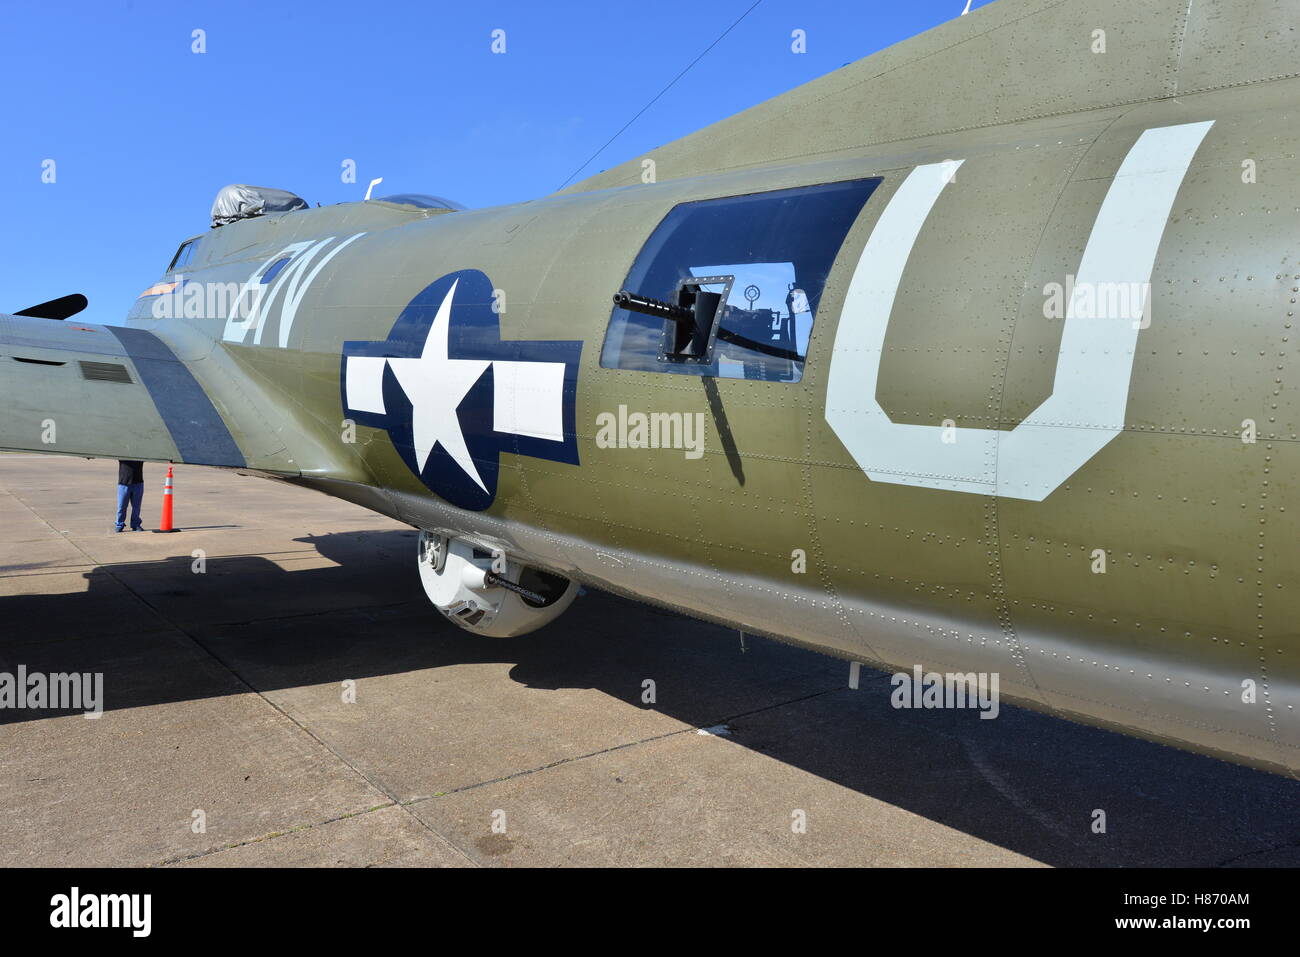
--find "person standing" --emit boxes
[115,460,145,532]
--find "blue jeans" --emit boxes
[115,483,144,531]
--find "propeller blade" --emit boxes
[13,293,88,321]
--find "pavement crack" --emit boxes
[2,486,479,867]
[151,803,399,867]
[162,624,480,867]
[404,681,848,806]
[1211,834,1300,868]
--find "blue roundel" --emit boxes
[340,269,582,510]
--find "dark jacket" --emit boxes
[118,461,144,485]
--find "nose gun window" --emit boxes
[601,177,879,382]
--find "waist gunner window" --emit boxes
[601,177,879,382]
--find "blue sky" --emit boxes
[0,0,988,323]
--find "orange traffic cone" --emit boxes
[157,465,179,533]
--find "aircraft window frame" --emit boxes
[168,239,199,272]
[600,177,880,383]
[262,256,292,284]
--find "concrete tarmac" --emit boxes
[0,453,1297,867]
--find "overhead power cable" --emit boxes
[554,0,764,191]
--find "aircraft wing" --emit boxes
[0,314,246,467]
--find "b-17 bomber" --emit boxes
[2,0,1297,783]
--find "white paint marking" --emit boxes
[824,120,1214,501]
[493,360,566,441]
[344,356,387,414]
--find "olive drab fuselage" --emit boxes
[7,0,1296,776]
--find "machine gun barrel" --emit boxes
[483,571,547,606]
[612,290,693,323]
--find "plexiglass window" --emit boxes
[600,178,879,381]
[168,239,199,272]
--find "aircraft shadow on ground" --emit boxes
[1,526,1298,867]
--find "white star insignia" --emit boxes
[343,277,571,499]
[386,279,491,491]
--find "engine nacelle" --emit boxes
[416,531,578,637]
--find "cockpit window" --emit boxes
[168,239,200,271]
[600,178,879,382]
